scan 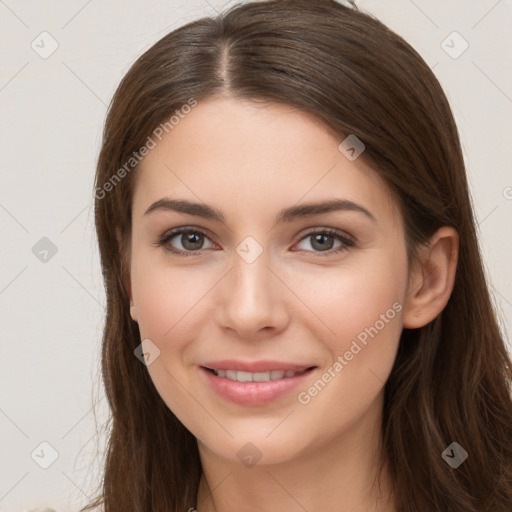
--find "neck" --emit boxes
[195,392,396,512]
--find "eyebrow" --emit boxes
[144,198,377,224]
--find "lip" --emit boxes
[201,359,313,372]
[199,363,317,406]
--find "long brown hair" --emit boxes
[84,1,512,510]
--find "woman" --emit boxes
[84,0,512,510]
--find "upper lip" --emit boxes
[201,360,316,373]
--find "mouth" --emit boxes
[199,363,318,406]
[202,366,315,382]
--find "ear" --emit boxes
[402,226,459,328]
[116,227,138,323]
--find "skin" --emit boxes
[123,96,459,512]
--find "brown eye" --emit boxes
[177,231,205,251]
[294,229,355,256]
[156,226,355,257]
[157,228,215,256]
[310,233,336,251]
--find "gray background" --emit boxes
[0,0,511,510]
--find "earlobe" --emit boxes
[402,226,459,329]
[126,282,138,322]
[130,303,138,322]
[126,277,137,322]
[116,227,138,323]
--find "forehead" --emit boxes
[132,97,399,224]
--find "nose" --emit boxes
[215,244,290,339]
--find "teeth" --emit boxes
[237,371,253,382]
[253,372,271,381]
[212,368,307,382]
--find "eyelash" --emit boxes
[154,226,356,258]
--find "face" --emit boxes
[126,96,411,466]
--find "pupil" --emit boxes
[180,233,334,252]
[313,234,332,251]
[184,232,202,250]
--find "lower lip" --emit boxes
[199,366,316,406]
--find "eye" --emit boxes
[293,228,355,256]
[155,227,355,257]
[156,227,216,256]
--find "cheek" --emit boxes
[292,249,406,409]
[131,257,208,343]
[130,261,207,424]
[292,248,407,347]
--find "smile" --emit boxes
[199,364,317,406]
[206,368,310,382]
